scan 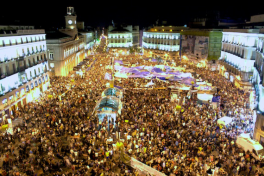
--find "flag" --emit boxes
[212,96,220,103]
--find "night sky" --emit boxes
[1,2,264,29]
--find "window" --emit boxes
[28,60,31,67]
[26,85,29,92]
[5,65,9,75]
[12,64,16,73]
[49,53,54,60]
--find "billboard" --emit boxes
[182,35,209,60]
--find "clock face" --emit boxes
[68,20,73,24]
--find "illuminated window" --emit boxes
[162,29,164,32]
[155,29,157,31]
[170,29,172,32]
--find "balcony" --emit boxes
[18,66,26,72]
[222,49,244,59]
[16,56,25,61]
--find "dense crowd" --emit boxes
[0,42,261,176]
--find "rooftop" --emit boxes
[0,29,45,36]
[46,30,72,39]
[223,29,260,33]
[109,27,130,33]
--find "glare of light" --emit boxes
[259,98,264,112]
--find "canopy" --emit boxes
[129,70,141,74]
[95,96,119,111]
[103,88,121,98]
[114,60,123,64]
[217,116,232,126]
[114,65,124,71]
[128,74,147,78]
[151,67,163,73]
[155,65,165,70]
[144,66,153,71]
[114,85,123,89]
[166,71,181,76]
[104,73,112,80]
[135,71,150,75]
[181,77,196,85]
[132,66,144,70]
[180,73,192,78]
[115,72,128,78]
[169,76,182,81]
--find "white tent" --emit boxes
[180,73,192,78]
[196,81,206,85]
[217,116,232,126]
[145,80,155,87]
[197,93,213,101]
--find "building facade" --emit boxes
[107,25,139,51]
[254,29,264,113]
[0,29,50,117]
[142,26,187,59]
[46,7,95,76]
[218,29,258,89]
[180,29,223,64]
[0,25,34,30]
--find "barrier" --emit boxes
[130,157,166,176]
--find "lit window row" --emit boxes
[0,35,45,47]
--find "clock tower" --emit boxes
[65,7,77,30]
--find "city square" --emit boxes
[0,5,263,176]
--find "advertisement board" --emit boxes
[182,35,209,60]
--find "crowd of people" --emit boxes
[0,40,262,176]
[114,61,258,175]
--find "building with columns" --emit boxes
[218,29,258,89]
[46,7,95,76]
[0,28,50,118]
[253,28,264,143]
[107,24,139,54]
[142,26,187,59]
